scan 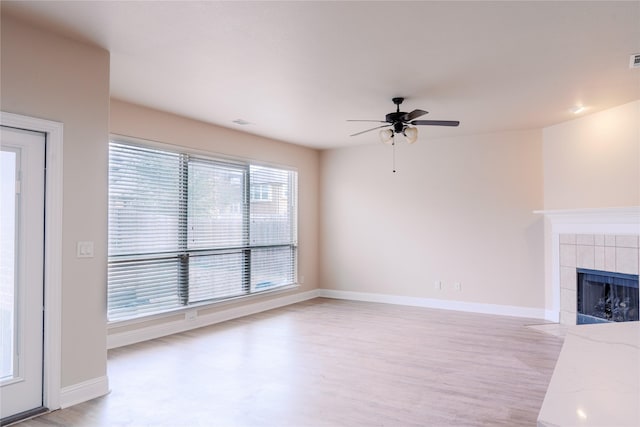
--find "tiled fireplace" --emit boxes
[559,233,639,324]
[538,207,640,326]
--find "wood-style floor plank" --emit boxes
[17,298,563,426]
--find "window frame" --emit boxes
[107,135,298,324]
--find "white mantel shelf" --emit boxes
[538,321,640,427]
[535,206,640,231]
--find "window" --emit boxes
[108,140,297,321]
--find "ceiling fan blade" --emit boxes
[346,119,388,123]
[411,120,460,127]
[401,109,428,122]
[350,124,391,137]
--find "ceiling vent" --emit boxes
[630,53,640,69]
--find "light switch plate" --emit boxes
[77,241,94,258]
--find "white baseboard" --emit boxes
[108,289,320,349]
[59,375,109,409]
[545,310,560,322]
[318,289,553,321]
[108,288,556,350]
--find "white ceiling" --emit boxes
[3,1,640,149]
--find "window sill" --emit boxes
[107,283,300,330]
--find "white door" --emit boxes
[0,126,46,420]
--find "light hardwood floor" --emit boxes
[18,298,563,427]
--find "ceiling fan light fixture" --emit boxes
[404,126,418,144]
[348,98,460,143]
[379,128,394,144]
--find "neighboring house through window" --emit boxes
[250,183,271,202]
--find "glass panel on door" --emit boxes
[0,149,18,382]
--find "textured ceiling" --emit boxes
[3,1,640,149]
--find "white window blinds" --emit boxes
[108,140,297,321]
[249,165,297,291]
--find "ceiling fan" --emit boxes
[348,97,460,144]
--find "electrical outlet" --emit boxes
[434,280,442,291]
[454,282,462,291]
[299,275,305,284]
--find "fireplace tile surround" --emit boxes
[559,234,640,325]
[538,207,640,325]
[560,234,639,324]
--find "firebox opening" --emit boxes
[577,269,639,325]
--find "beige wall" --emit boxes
[320,129,545,309]
[543,100,640,209]
[108,99,320,333]
[1,14,110,387]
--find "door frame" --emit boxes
[1,111,62,411]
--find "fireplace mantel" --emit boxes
[535,206,640,232]
[536,206,640,323]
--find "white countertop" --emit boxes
[538,321,640,427]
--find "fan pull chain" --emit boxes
[392,140,396,173]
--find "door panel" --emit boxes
[0,126,45,419]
